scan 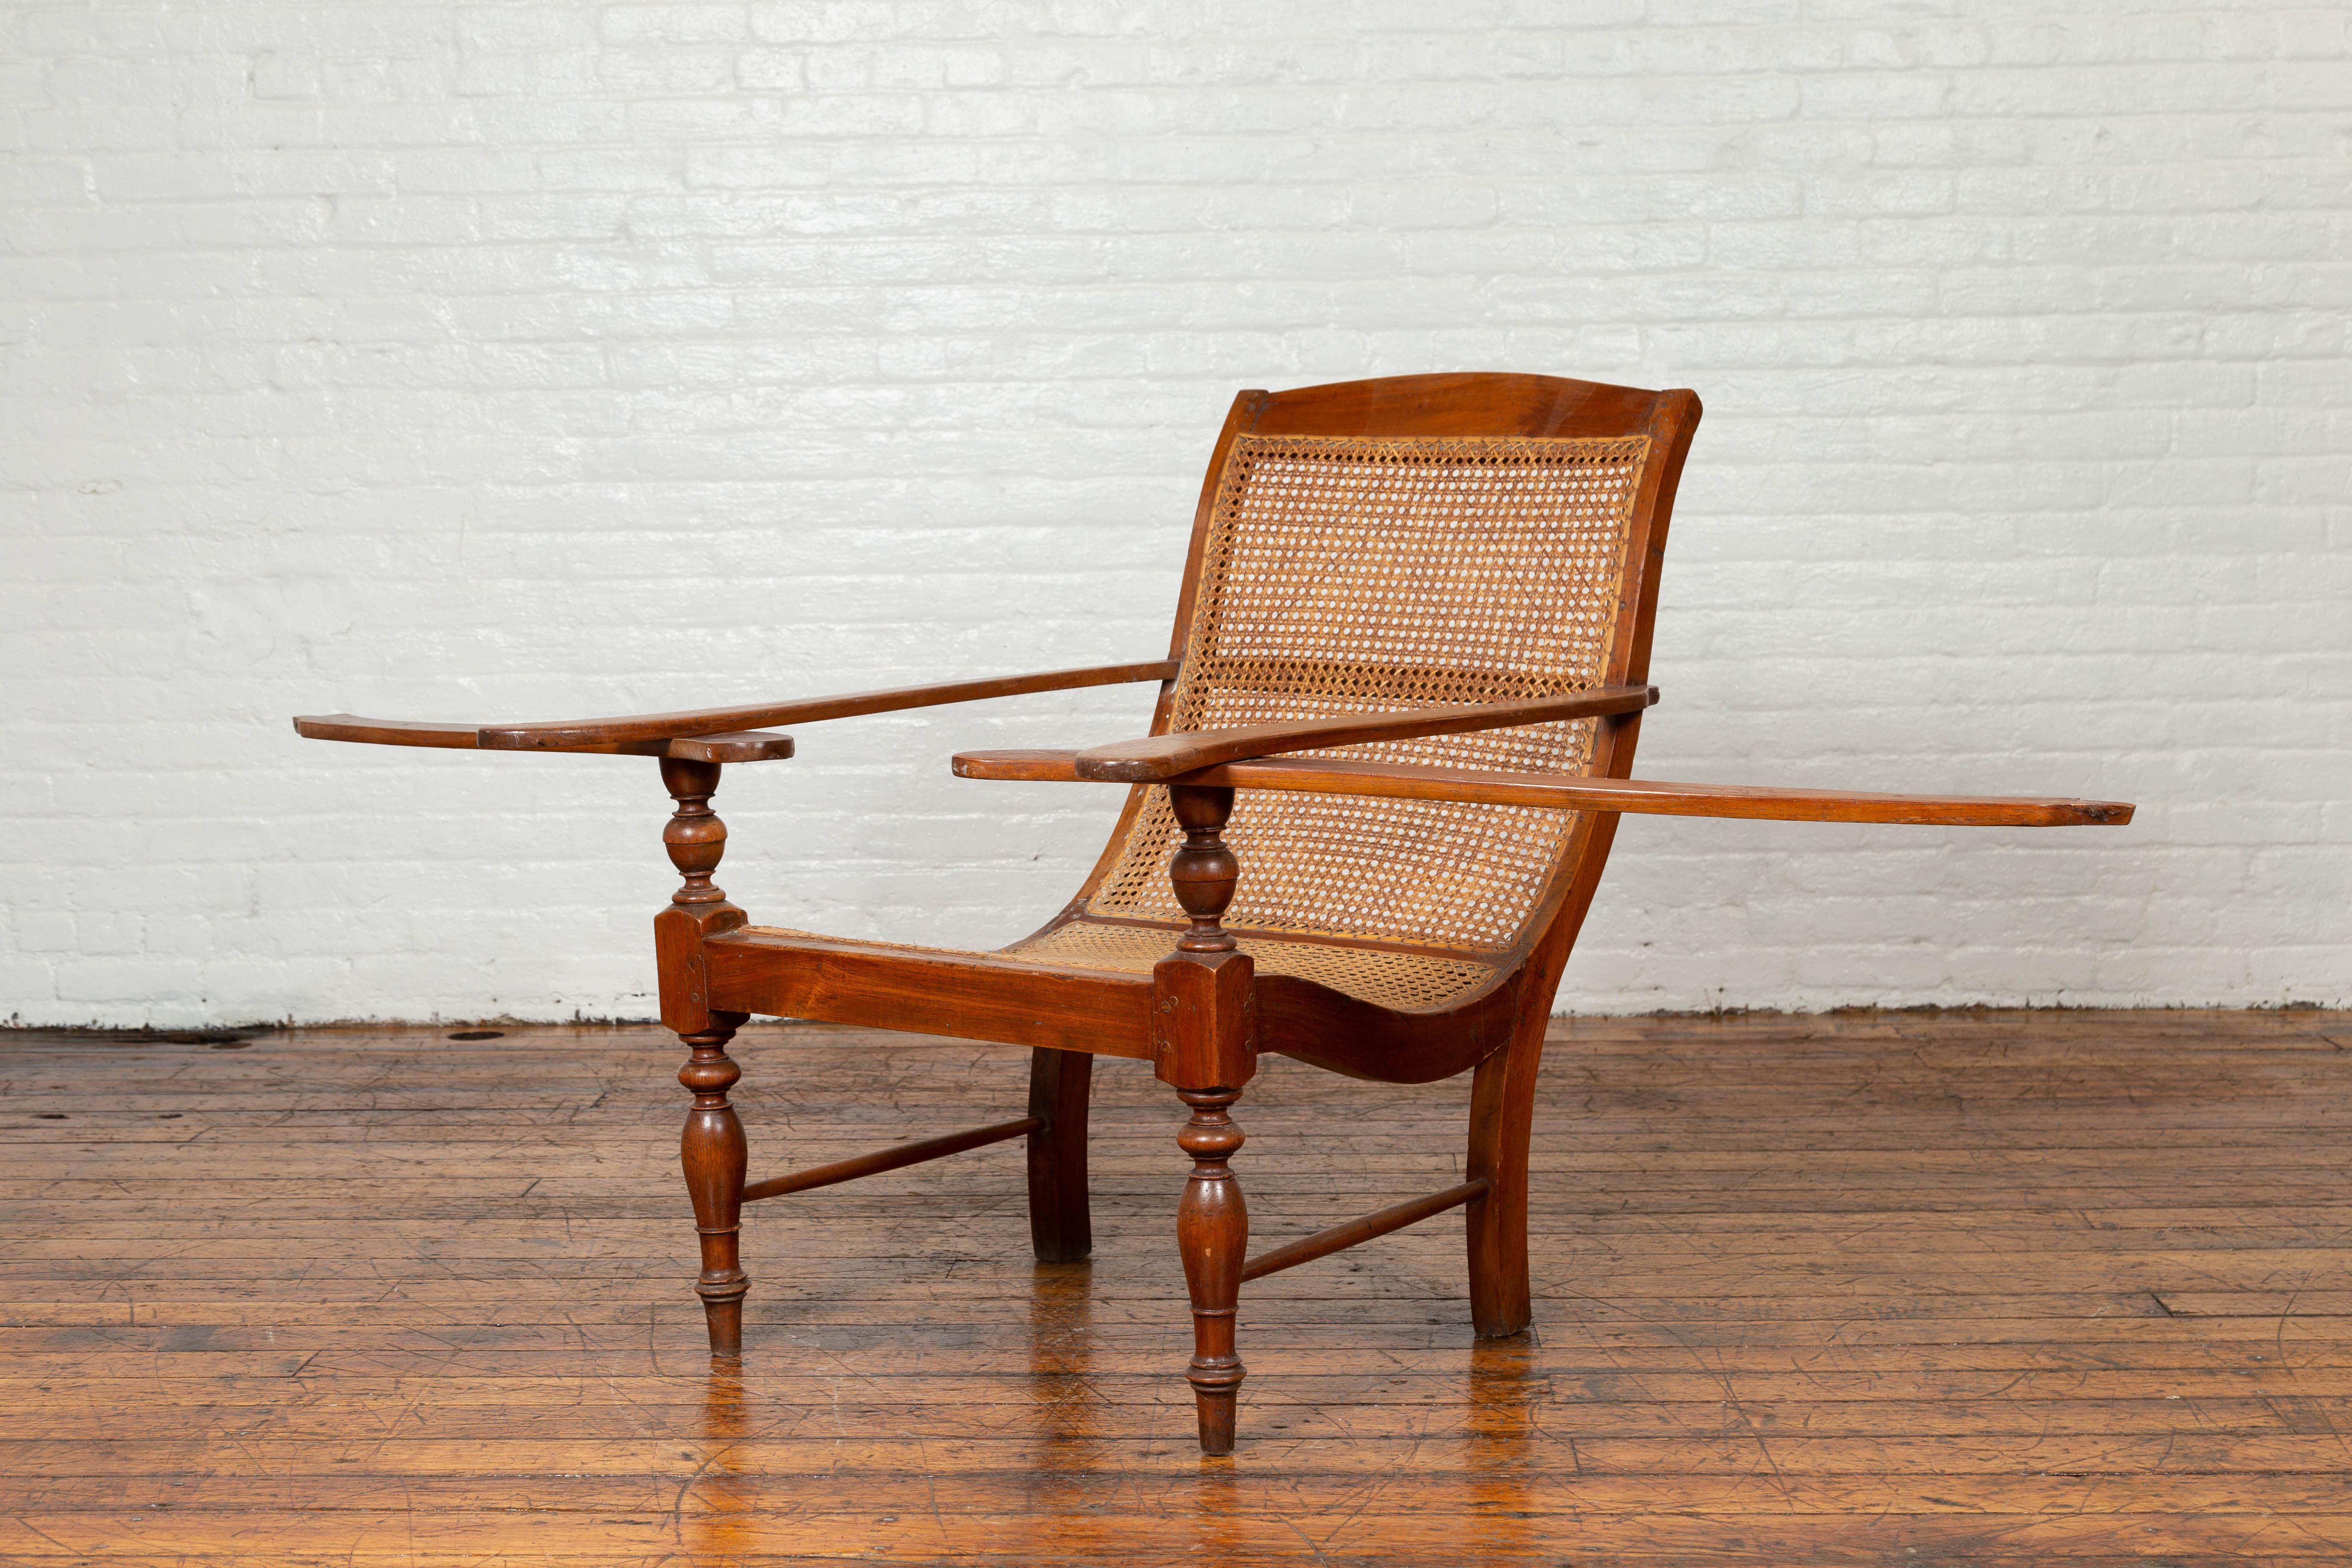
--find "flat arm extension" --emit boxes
[291,716,797,763]
[293,657,1182,760]
[1061,685,1659,782]
[952,751,2134,827]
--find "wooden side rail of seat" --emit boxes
[1239,1179,1491,1283]
[740,1116,1045,1204]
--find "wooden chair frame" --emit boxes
[297,373,2131,1453]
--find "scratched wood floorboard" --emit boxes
[2,1008,2348,1566]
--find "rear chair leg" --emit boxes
[1465,1021,1544,1338]
[1026,1047,1093,1263]
[679,1010,751,1354]
[1176,1084,1247,1454]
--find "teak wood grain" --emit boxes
[292,657,1180,753]
[953,751,2136,826]
[292,372,2138,1454]
[4,1011,2347,1565]
[289,717,801,763]
[1066,686,1659,781]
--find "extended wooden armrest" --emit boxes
[1054,686,1659,783]
[292,716,798,763]
[294,657,1182,760]
[951,751,2135,827]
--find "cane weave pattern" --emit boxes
[1009,921,1498,1010]
[739,922,1499,1011]
[1089,432,1652,954]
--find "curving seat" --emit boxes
[744,922,1502,1013]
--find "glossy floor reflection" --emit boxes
[5,1010,2350,1563]
[684,1360,757,1562]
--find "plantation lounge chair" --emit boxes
[297,372,2132,1453]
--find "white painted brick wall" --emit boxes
[4,1,2346,1027]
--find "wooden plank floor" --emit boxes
[4,1010,2350,1565]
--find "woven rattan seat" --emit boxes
[743,920,1501,1011]
[298,371,2131,1455]
[1088,430,1650,956]
[741,431,1648,1018]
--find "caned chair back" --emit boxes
[1069,374,1701,991]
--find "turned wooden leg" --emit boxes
[657,755,755,1358]
[1465,1017,1545,1338]
[1176,1084,1248,1454]
[1152,782,1259,1454]
[680,1010,752,1354]
[1026,1047,1093,1264]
